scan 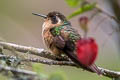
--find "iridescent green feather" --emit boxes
[51,25,64,36]
[50,22,69,36]
[69,32,79,42]
[50,21,80,42]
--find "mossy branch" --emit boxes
[0,41,120,79]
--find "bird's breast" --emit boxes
[42,22,53,48]
[42,22,63,55]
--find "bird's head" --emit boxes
[32,11,67,24]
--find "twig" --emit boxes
[85,0,120,24]
[0,55,46,80]
[0,54,76,67]
[96,5,120,24]
[0,64,37,76]
[0,41,120,78]
[0,41,69,61]
[20,57,120,78]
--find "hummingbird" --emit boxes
[32,11,102,75]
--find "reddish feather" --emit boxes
[76,37,98,66]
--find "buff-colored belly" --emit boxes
[43,30,63,56]
[42,21,64,56]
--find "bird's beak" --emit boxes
[32,13,47,19]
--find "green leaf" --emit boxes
[65,0,82,7]
[67,3,96,19]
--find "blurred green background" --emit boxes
[0,0,120,80]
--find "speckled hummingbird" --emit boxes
[32,11,102,75]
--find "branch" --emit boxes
[0,55,47,80]
[0,64,37,76]
[20,57,120,78]
[0,54,76,67]
[0,41,69,61]
[0,41,120,78]
[85,0,120,25]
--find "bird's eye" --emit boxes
[52,16,56,20]
[51,16,58,24]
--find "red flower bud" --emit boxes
[79,16,89,32]
[76,37,98,66]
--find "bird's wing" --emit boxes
[50,25,103,74]
[50,25,93,71]
[50,24,80,49]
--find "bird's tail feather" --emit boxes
[89,64,103,75]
